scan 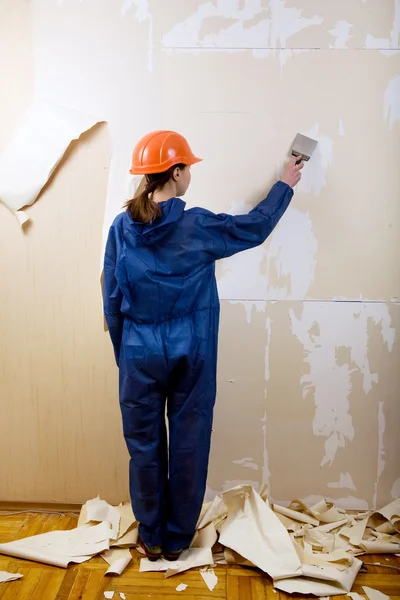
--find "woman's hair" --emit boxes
[124,163,185,223]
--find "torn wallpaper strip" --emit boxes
[101,547,132,576]
[0,571,23,583]
[0,98,101,225]
[218,485,302,579]
[0,522,112,568]
[274,558,363,596]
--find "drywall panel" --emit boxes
[210,300,400,508]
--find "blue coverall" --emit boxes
[103,180,293,552]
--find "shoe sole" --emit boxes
[139,538,162,562]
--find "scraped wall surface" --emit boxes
[0,0,399,508]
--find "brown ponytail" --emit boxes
[125,163,185,224]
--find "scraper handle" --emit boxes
[295,155,303,166]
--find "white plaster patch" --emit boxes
[218,206,318,301]
[233,457,259,470]
[229,300,266,324]
[377,401,385,480]
[364,0,400,49]
[162,0,323,71]
[121,0,150,21]
[265,208,318,299]
[338,118,345,136]
[268,0,323,48]
[296,124,333,196]
[328,472,356,491]
[391,478,400,498]
[329,22,353,49]
[290,303,395,467]
[372,400,386,508]
[203,18,271,49]
[261,410,271,490]
[384,74,400,127]
[265,316,272,381]
[365,35,389,48]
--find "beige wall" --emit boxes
[0,0,399,508]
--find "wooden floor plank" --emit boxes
[81,568,109,600]
[55,567,79,600]
[27,567,65,600]
[0,566,42,600]
[251,576,267,600]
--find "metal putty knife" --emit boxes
[291,133,318,165]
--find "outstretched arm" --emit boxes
[198,157,303,260]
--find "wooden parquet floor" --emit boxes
[0,512,399,600]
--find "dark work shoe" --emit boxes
[163,549,184,561]
[139,537,162,562]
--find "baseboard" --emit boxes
[0,501,81,513]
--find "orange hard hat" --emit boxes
[130,130,202,175]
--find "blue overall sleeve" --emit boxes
[103,226,124,366]
[197,180,293,260]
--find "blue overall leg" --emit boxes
[164,309,219,552]
[119,333,168,548]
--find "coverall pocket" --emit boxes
[121,344,147,379]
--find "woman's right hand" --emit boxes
[281,156,304,188]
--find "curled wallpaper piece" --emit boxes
[218,485,302,580]
[190,522,218,549]
[197,494,227,529]
[272,503,320,527]
[312,520,349,533]
[224,547,255,567]
[302,544,353,570]
[111,524,138,548]
[176,583,188,591]
[369,498,400,533]
[340,518,369,547]
[114,503,136,539]
[274,558,363,596]
[0,98,101,224]
[85,497,121,539]
[101,548,132,575]
[0,522,112,568]
[0,571,23,583]
[359,540,400,554]
[78,498,137,547]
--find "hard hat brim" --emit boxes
[130,155,202,175]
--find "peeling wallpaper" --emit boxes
[0,0,399,507]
